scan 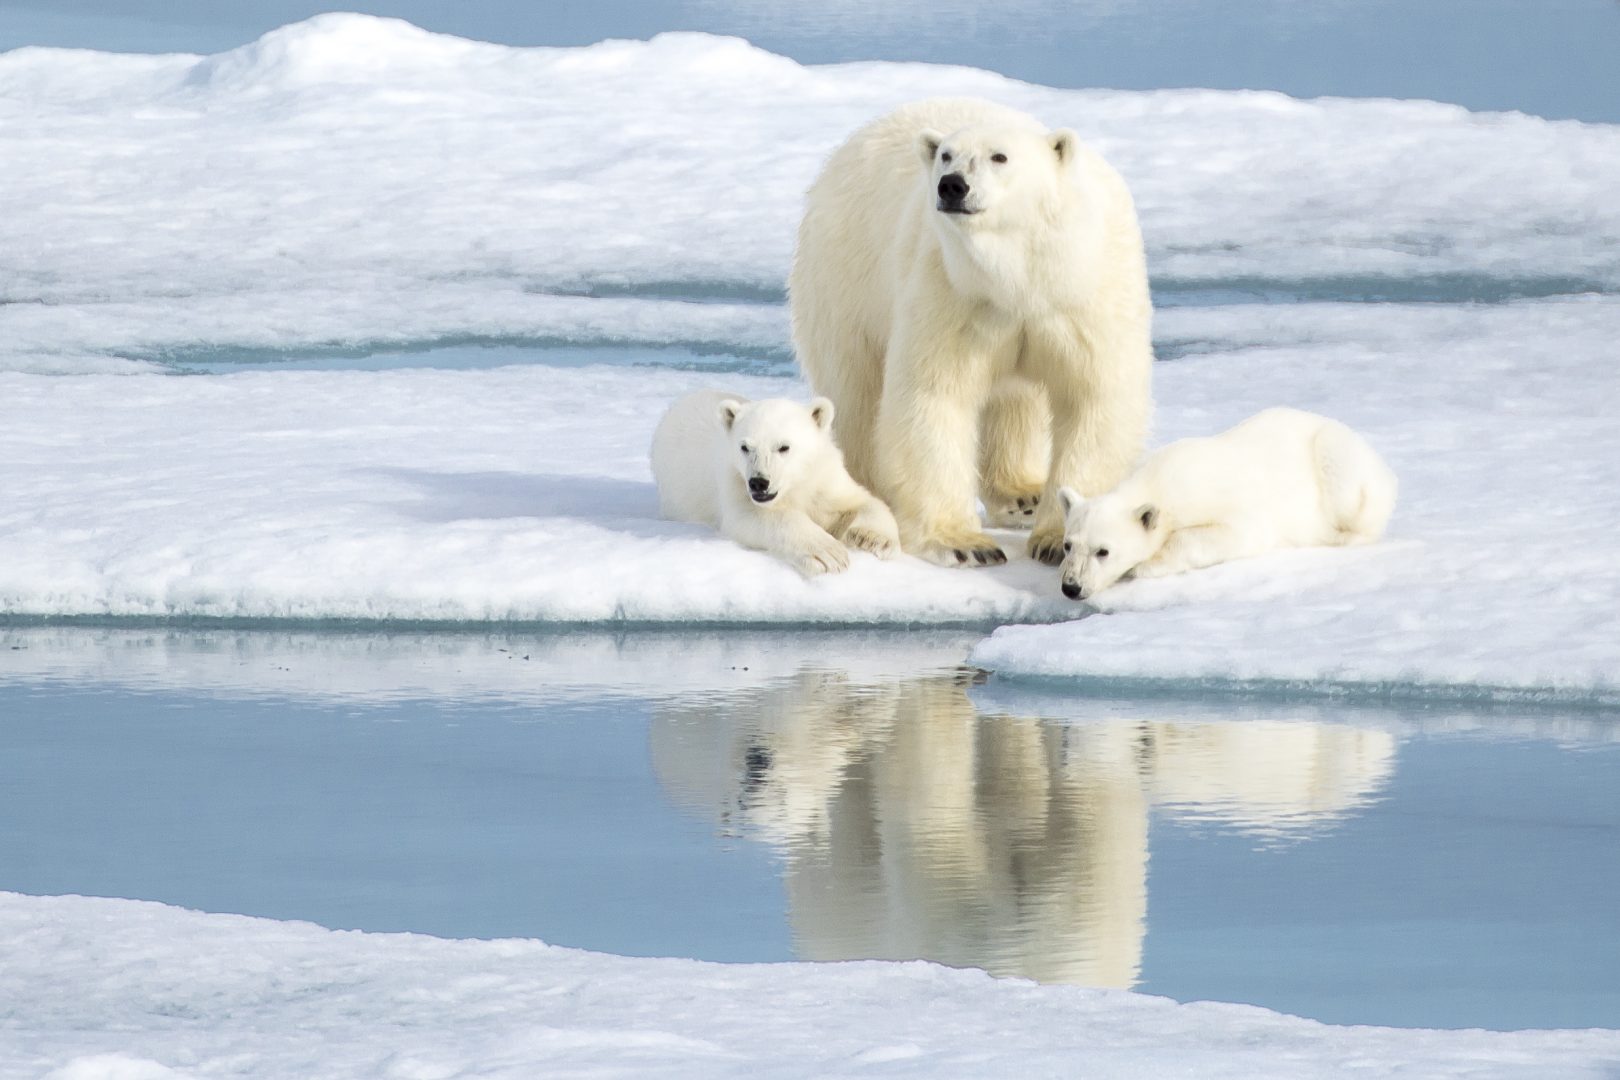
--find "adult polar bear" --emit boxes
[790,99,1153,567]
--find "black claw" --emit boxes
[1015,497,1028,508]
[1023,508,1034,516]
[954,549,968,563]
[973,549,988,564]
[990,550,1007,565]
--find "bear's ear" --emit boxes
[1057,486,1085,517]
[718,399,743,431]
[808,396,835,432]
[1050,128,1078,167]
[917,129,944,167]
[1136,503,1160,532]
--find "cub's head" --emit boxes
[916,122,1079,227]
[717,396,836,506]
[1056,487,1162,601]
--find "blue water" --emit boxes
[3,629,1617,1031]
[1,0,1616,123]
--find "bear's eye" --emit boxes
[740,442,751,453]
[777,445,790,454]
[1062,541,1072,554]
[991,152,1008,164]
[941,151,952,164]
[1096,548,1109,559]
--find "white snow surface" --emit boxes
[2,15,1618,696]
[4,299,1619,700]
[4,891,1618,1080]
[972,298,1620,703]
[1,13,1618,371]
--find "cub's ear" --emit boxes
[1050,128,1078,166]
[808,396,835,432]
[718,399,743,431]
[1057,486,1085,516]
[917,128,944,167]
[1136,503,1160,531]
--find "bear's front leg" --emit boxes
[725,501,852,577]
[875,323,1007,568]
[1029,338,1151,565]
[979,376,1049,530]
[1132,523,1242,580]
[833,495,901,560]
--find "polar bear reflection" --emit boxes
[650,672,1393,988]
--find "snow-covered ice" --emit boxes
[971,298,1620,704]
[1,14,1617,699]
[1,13,1618,373]
[4,297,1618,699]
[4,891,1618,1080]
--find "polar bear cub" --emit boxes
[651,390,901,576]
[1056,408,1397,600]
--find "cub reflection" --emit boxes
[651,670,1393,988]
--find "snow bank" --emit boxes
[3,892,1616,1080]
[1,14,1617,371]
[0,364,1068,626]
[3,15,1618,697]
[5,299,1619,700]
[970,298,1620,704]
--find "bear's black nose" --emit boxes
[937,172,969,203]
[1061,581,1082,600]
[748,476,770,494]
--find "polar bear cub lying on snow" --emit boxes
[651,390,901,576]
[1057,408,1397,600]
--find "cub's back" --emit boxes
[650,389,738,526]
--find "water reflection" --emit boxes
[652,668,1394,987]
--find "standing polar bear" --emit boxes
[650,390,901,576]
[1057,408,1398,601]
[790,98,1153,567]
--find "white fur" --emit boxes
[789,98,1153,568]
[650,390,901,576]
[1057,407,1399,600]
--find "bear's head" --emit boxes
[916,122,1079,228]
[717,396,837,506]
[1056,486,1162,601]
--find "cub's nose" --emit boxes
[747,476,770,495]
[1061,580,1082,600]
[937,172,970,203]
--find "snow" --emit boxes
[0,364,1069,626]
[971,298,1620,704]
[2,13,1618,373]
[0,12,1614,696]
[4,891,1618,1080]
[4,297,1619,697]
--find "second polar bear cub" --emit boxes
[1057,408,1397,600]
[651,390,901,576]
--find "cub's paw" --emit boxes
[1028,524,1067,566]
[845,524,899,560]
[982,490,1042,530]
[793,533,852,577]
[912,529,1007,569]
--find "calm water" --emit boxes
[0,0,1617,123]
[3,628,1617,1031]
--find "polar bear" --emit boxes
[650,389,901,575]
[1056,407,1398,600]
[789,98,1153,568]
